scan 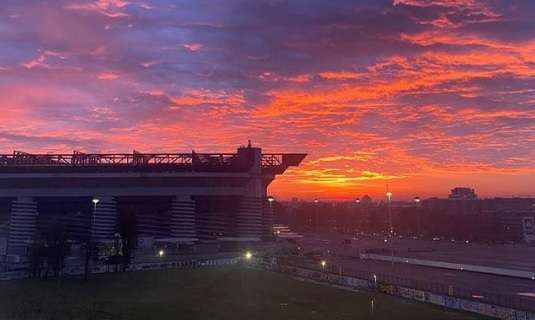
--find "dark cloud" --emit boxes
[0,0,534,198]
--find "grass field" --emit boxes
[0,266,489,320]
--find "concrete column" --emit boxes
[262,198,274,240]
[170,196,197,242]
[236,196,263,240]
[92,196,117,242]
[8,197,38,248]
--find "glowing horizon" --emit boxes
[1,0,534,200]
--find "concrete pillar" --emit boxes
[170,196,197,242]
[262,198,274,240]
[8,196,38,248]
[92,196,117,242]
[236,196,263,240]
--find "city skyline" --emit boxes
[1,0,534,200]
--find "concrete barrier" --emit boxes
[360,253,535,280]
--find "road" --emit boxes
[298,232,535,271]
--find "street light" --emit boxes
[354,198,361,232]
[313,198,319,230]
[158,249,165,257]
[84,198,99,280]
[386,191,394,268]
[91,198,100,238]
[321,260,326,270]
[267,196,275,204]
[244,251,252,260]
[414,196,421,237]
[386,191,393,236]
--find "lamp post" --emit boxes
[355,198,360,232]
[386,191,393,237]
[91,198,100,239]
[313,198,319,231]
[414,197,421,237]
[84,198,99,280]
[267,196,275,238]
[385,191,393,268]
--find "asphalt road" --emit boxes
[299,232,535,271]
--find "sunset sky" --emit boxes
[1,0,534,200]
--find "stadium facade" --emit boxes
[0,144,305,256]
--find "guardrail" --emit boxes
[268,262,535,319]
[273,257,535,314]
[360,253,535,280]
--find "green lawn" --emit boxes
[0,266,489,320]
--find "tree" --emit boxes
[82,240,98,280]
[43,222,70,278]
[117,209,137,271]
[29,240,46,278]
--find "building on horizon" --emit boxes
[448,187,478,200]
[422,191,535,244]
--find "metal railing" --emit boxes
[0,151,304,172]
[278,258,535,312]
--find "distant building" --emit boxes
[422,193,535,243]
[360,195,373,206]
[448,187,477,200]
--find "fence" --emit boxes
[275,257,535,313]
[0,257,240,281]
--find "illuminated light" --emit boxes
[314,198,319,204]
[92,198,100,205]
[321,260,326,268]
[386,191,393,198]
[384,239,388,243]
[158,249,165,257]
[244,251,253,260]
[267,196,275,203]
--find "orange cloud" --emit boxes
[65,0,131,18]
[97,72,120,80]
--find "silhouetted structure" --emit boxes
[448,187,477,200]
[0,145,306,259]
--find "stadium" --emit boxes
[0,143,306,259]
